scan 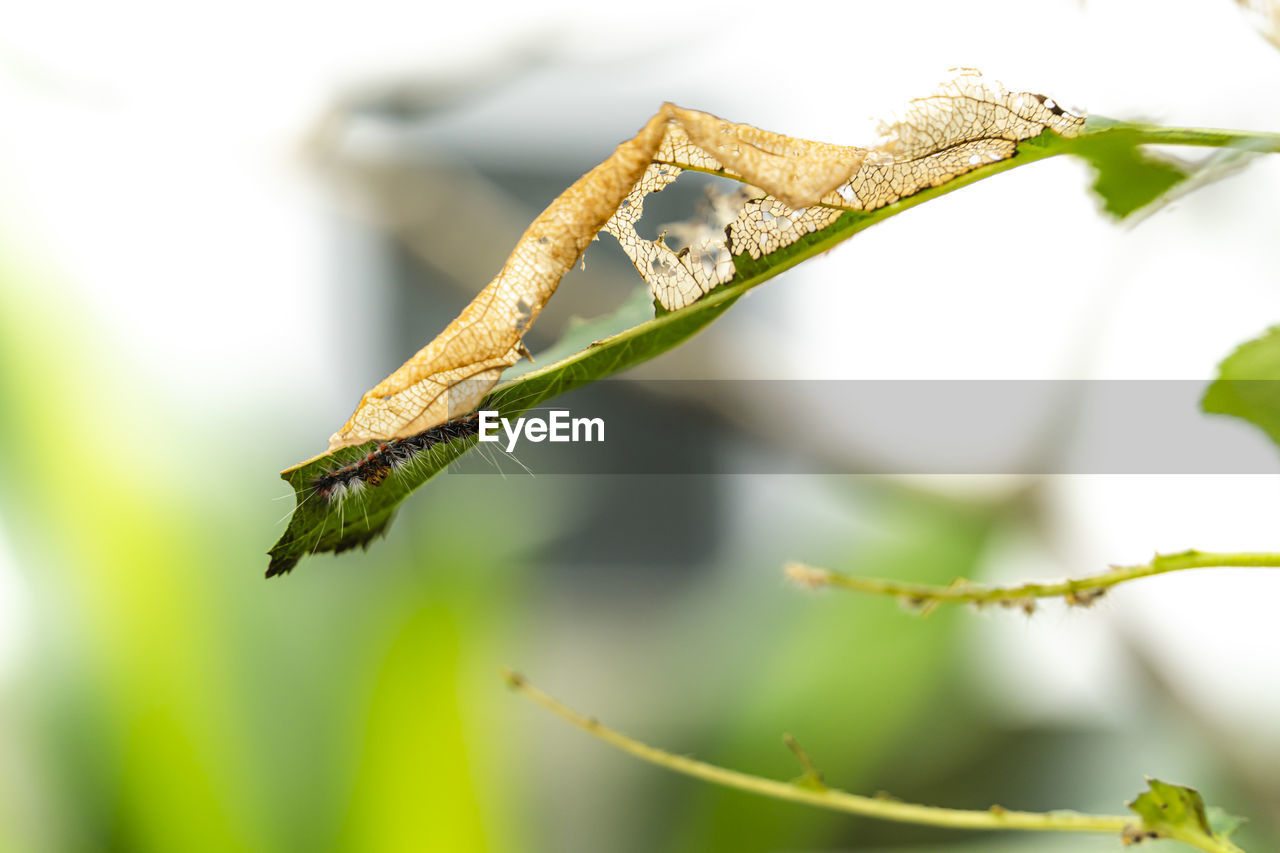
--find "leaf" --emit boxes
[323,93,921,452]
[326,69,1085,448]
[267,133,1051,576]
[322,108,674,452]
[269,97,1280,575]
[1069,127,1188,218]
[1125,778,1243,851]
[267,285,739,576]
[1202,326,1280,449]
[1127,779,1214,835]
[618,70,1084,310]
[1077,116,1280,220]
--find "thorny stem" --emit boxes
[503,671,1247,851]
[785,550,1280,610]
[502,670,1130,833]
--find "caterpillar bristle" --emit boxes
[310,413,482,501]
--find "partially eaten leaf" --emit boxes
[611,69,1085,310]
[268,71,1280,576]
[325,68,1086,447]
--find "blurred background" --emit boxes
[2,1,1280,850]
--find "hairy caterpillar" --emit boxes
[310,413,482,502]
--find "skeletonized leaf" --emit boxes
[613,69,1084,310]
[322,108,673,451]
[269,74,1280,576]
[325,69,1085,447]
[322,99,891,452]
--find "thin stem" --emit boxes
[502,670,1133,836]
[1105,122,1280,152]
[785,549,1280,609]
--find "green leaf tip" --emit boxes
[1125,779,1244,851]
[1070,130,1188,218]
[265,431,478,577]
[1203,325,1280,451]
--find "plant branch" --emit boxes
[502,670,1144,839]
[785,549,1280,611]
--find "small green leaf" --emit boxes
[1202,326,1280,449]
[1128,778,1214,836]
[1127,779,1242,851]
[1070,129,1187,218]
